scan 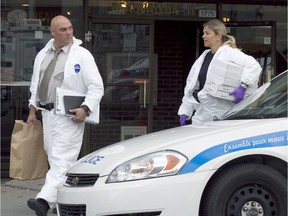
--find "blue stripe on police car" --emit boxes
[179,130,287,174]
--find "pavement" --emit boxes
[1,178,56,216]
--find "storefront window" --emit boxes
[1,0,84,82]
[1,0,84,176]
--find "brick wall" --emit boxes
[153,20,186,132]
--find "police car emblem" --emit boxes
[71,177,80,186]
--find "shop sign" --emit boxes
[110,1,216,17]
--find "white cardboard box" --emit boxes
[205,80,256,101]
[207,71,241,87]
[206,79,236,92]
[205,59,256,101]
[210,58,243,80]
[206,88,235,101]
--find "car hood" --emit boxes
[68,118,286,176]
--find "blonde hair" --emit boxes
[203,19,238,48]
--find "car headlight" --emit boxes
[106,150,187,183]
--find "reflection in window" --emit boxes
[1,0,83,83]
[92,23,150,103]
[222,4,287,76]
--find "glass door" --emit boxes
[88,20,154,144]
[225,22,277,84]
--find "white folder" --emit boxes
[55,87,100,125]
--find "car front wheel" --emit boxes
[200,163,287,216]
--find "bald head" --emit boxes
[50,16,71,30]
[50,15,73,49]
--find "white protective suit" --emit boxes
[29,37,104,206]
[178,45,262,124]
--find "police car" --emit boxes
[56,71,287,216]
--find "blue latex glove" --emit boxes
[179,114,188,126]
[229,85,246,103]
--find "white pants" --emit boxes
[36,110,85,207]
[192,91,234,124]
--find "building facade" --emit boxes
[1,0,287,176]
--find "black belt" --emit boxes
[39,103,54,111]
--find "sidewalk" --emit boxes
[1,178,56,216]
[3,177,45,191]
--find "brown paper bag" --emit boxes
[9,120,48,180]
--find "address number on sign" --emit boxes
[198,10,216,18]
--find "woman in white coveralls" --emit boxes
[26,15,104,216]
[178,19,262,125]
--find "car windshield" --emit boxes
[221,71,287,120]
